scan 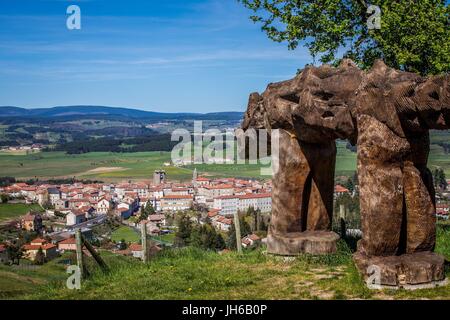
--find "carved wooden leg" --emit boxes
[302,141,336,231]
[268,129,339,255]
[269,129,310,235]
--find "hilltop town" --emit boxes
[1,166,449,268]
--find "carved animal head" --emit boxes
[242,59,362,144]
[355,60,450,137]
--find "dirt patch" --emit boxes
[84,167,128,174]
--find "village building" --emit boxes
[334,185,350,196]
[57,237,77,252]
[129,243,143,259]
[96,198,111,214]
[238,193,272,213]
[241,234,261,248]
[21,213,43,232]
[66,211,87,226]
[160,195,193,212]
[22,238,58,262]
[47,187,61,205]
[213,195,239,216]
[148,214,166,227]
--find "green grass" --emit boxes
[0,251,133,299]
[14,225,450,300]
[151,233,176,244]
[0,130,447,181]
[335,141,357,176]
[0,151,193,182]
[429,144,450,177]
[110,226,140,243]
[0,203,43,223]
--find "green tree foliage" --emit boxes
[0,194,9,204]
[433,168,448,190]
[139,202,156,222]
[240,0,450,75]
[174,213,193,247]
[0,177,16,187]
[190,223,226,251]
[343,178,355,194]
[34,247,46,265]
[6,243,23,265]
[334,193,360,215]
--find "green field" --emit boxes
[0,151,193,182]
[0,251,133,299]
[0,136,447,181]
[0,203,43,223]
[14,225,450,300]
[0,148,356,182]
[111,226,140,243]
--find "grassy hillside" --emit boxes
[111,226,140,243]
[0,251,134,299]
[16,226,450,300]
[0,203,43,223]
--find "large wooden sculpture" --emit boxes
[242,59,450,288]
[352,60,449,288]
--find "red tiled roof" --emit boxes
[335,185,350,193]
[22,214,37,221]
[23,243,56,251]
[23,245,41,250]
[238,193,271,199]
[148,215,165,221]
[208,209,220,217]
[129,243,142,251]
[207,184,234,190]
[161,195,193,200]
[249,234,260,241]
[31,238,47,244]
[58,238,76,245]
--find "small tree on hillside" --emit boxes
[34,247,45,265]
[0,194,9,204]
[433,168,448,191]
[6,243,23,265]
[174,213,193,248]
[138,202,155,222]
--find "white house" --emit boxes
[66,211,87,226]
[96,198,111,214]
[238,193,272,213]
[213,195,239,216]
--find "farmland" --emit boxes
[0,134,448,182]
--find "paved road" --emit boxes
[66,214,107,231]
[48,214,107,238]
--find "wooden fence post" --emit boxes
[141,222,148,263]
[233,211,242,254]
[339,204,347,239]
[82,235,109,273]
[75,229,86,278]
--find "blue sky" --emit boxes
[0,0,312,113]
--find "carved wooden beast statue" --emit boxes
[242,59,450,288]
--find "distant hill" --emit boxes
[0,106,244,121]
